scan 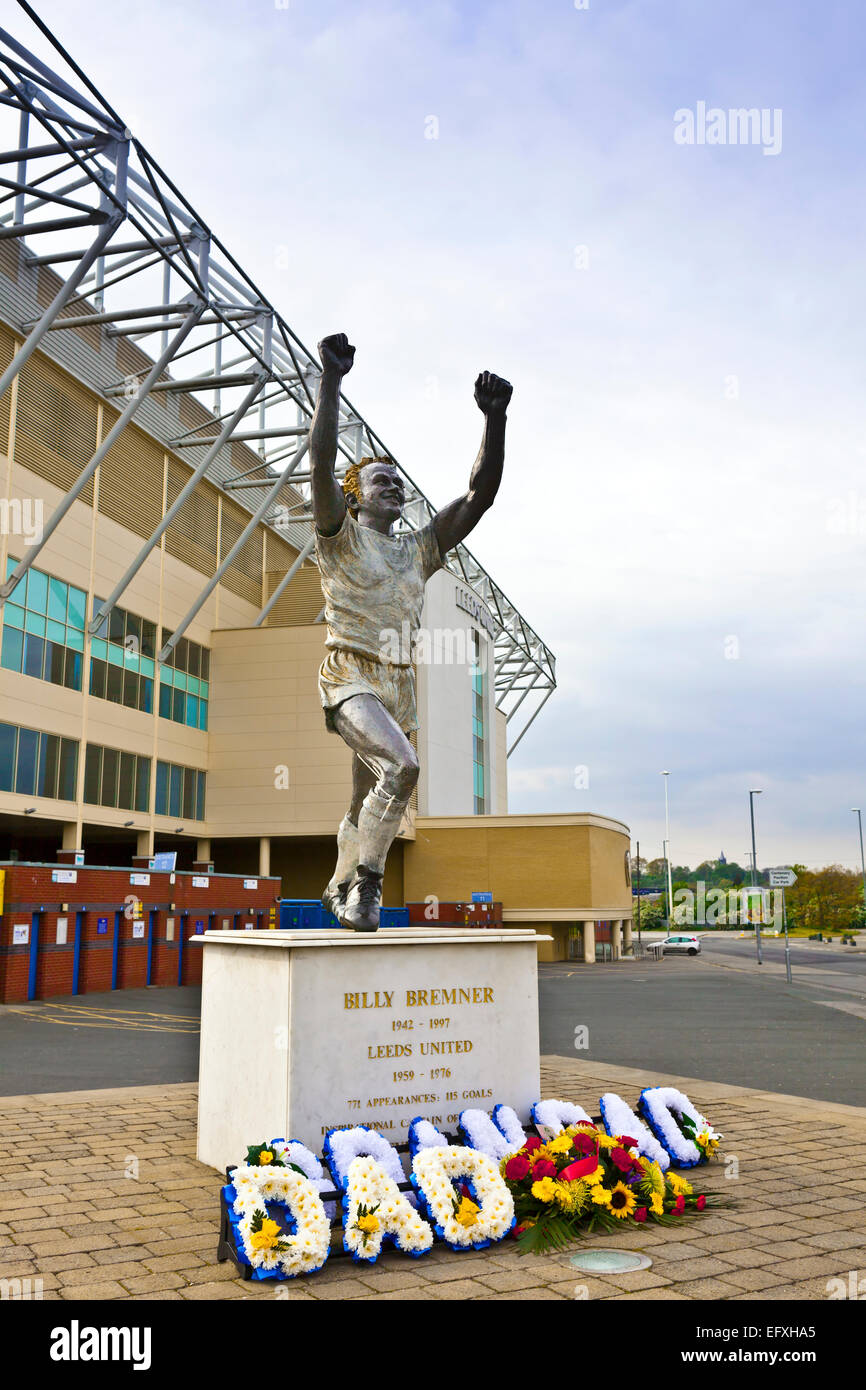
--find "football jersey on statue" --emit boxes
[315,512,443,665]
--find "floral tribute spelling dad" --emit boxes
[219,1086,724,1280]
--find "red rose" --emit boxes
[532,1159,557,1179]
[696,1194,706,1211]
[572,1133,597,1155]
[610,1146,634,1173]
[673,1194,686,1214]
[504,1155,531,1181]
[523,1136,543,1152]
[633,1207,648,1223]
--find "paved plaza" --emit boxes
[2,1056,864,1301]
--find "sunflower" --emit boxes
[609,1182,637,1219]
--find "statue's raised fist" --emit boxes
[474,370,512,415]
[318,333,355,377]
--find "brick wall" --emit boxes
[0,862,279,1002]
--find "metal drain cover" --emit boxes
[569,1249,652,1273]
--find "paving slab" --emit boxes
[0,1055,864,1301]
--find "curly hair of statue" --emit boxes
[341,456,397,504]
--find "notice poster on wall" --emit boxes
[56,917,68,945]
[97,917,109,935]
[52,869,77,884]
[132,921,145,939]
[13,922,29,945]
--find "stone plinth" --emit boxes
[194,927,545,1172]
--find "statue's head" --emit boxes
[342,456,405,530]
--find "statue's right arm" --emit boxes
[310,333,355,537]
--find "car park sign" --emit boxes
[768,868,797,888]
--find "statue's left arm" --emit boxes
[432,371,512,556]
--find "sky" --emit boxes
[8,0,866,869]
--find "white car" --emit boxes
[662,933,701,956]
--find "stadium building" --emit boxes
[0,13,634,993]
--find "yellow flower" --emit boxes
[553,1180,589,1215]
[583,1165,605,1186]
[667,1172,693,1196]
[650,1193,664,1217]
[531,1176,558,1203]
[249,1216,282,1251]
[356,1213,379,1234]
[609,1182,637,1219]
[548,1135,572,1155]
[590,1186,612,1206]
[258,1149,274,1165]
[698,1132,720,1157]
[454,1197,480,1227]
[596,1134,618,1151]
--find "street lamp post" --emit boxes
[852,809,866,928]
[749,789,763,965]
[661,772,674,933]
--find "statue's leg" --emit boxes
[321,754,373,913]
[330,693,418,929]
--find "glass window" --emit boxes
[84,744,101,803]
[65,626,84,653]
[45,641,65,686]
[64,648,82,691]
[108,606,124,644]
[118,751,135,811]
[27,568,48,614]
[172,687,185,723]
[4,603,24,628]
[169,763,182,818]
[106,663,122,703]
[38,733,59,799]
[135,757,150,813]
[141,619,156,659]
[182,766,195,819]
[198,700,208,733]
[23,633,45,680]
[90,657,107,700]
[196,770,206,820]
[66,586,86,630]
[155,760,168,815]
[91,637,107,661]
[187,643,200,678]
[186,694,198,727]
[15,726,39,795]
[0,722,16,792]
[122,668,138,709]
[174,637,189,674]
[141,676,153,715]
[200,648,210,681]
[46,618,66,645]
[124,611,141,652]
[48,577,68,623]
[158,682,172,719]
[24,610,46,637]
[1,624,23,673]
[58,739,77,800]
[101,746,118,807]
